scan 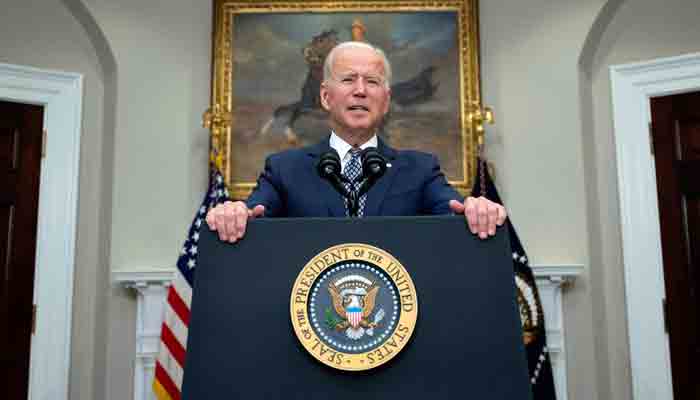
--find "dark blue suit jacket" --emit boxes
[246,137,462,217]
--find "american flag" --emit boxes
[153,169,229,400]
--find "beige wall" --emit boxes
[2,0,699,398]
[86,0,213,270]
[583,0,700,399]
[1,0,209,399]
[0,1,109,399]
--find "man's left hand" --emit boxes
[449,197,507,239]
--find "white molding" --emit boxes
[129,282,169,400]
[113,269,176,287]
[113,269,175,400]
[0,63,83,400]
[533,264,582,400]
[532,264,584,283]
[113,264,580,400]
[610,51,700,400]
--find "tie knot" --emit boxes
[343,149,363,182]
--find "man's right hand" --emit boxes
[205,201,265,243]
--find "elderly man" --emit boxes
[206,41,506,241]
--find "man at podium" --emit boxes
[206,41,506,240]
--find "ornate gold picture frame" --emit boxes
[208,0,483,199]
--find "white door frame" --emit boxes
[0,62,82,400]
[610,52,700,400]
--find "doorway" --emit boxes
[0,62,82,400]
[650,91,700,400]
[610,52,700,400]
[0,100,44,399]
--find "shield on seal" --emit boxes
[346,306,363,328]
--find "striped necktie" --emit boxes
[342,149,366,216]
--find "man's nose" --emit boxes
[352,79,367,96]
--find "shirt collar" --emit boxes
[329,131,378,162]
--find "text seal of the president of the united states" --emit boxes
[290,243,418,371]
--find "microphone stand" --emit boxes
[317,150,358,216]
[317,148,388,218]
[348,148,388,216]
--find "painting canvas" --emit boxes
[211,1,481,199]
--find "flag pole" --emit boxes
[466,101,494,196]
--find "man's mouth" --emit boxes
[347,105,369,111]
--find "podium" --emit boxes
[182,215,532,399]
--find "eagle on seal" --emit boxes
[328,283,380,340]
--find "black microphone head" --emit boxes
[360,148,387,177]
[317,149,342,178]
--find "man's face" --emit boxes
[320,46,391,142]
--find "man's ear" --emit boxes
[382,88,392,115]
[320,83,330,111]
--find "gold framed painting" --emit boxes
[208,0,483,199]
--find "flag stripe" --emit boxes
[162,305,188,352]
[155,363,181,400]
[156,340,185,388]
[167,285,191,325]
[154,170,229,399]
[161,322,186,367]
[172,272,193,306]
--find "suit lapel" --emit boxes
[363,139,401,216]
[308,138,346,217]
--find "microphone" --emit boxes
[317,150,354,203]
[317,149,342,180]
[356,148,388,198]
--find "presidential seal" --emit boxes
[290,244,418,371]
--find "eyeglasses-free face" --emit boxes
[328,72,387,90]
[320,47,391,143]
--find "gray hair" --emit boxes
[322,41,392,87]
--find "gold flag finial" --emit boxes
[466,101,496,196]
[351,19,366,41]
[467,101,495,146]
[203,103,232,171]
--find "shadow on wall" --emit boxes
[59,1,119,399]
[575,1,630,400]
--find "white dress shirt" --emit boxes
[329,132,378,175]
